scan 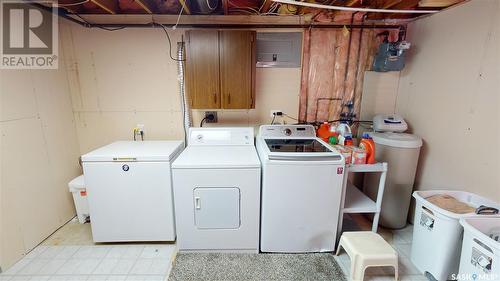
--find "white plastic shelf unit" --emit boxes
[338,163,388,234]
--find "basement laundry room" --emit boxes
[0,0,499,280]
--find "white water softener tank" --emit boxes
[364,114,423,229]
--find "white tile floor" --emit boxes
[1,217,428,281]
[0,244,176,281]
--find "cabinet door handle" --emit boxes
[228,92,231,104]
[195,197,201,210]
[213,93,217,104]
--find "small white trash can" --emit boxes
[68,175,90,224]
[458,216,500,281]
[411,190,499,281]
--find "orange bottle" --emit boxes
[359,133,376,164]
[316,122,331,142]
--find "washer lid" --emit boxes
[369,132,423,148]
[81,141,184,162]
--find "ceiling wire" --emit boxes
[258,0,267,12]
[53,0,89,7]
[70,14,184,62]
[172,4,184,30]
[73,14,126,30]
[271,0,440,13]
[228,0,262,14]
[157,23,186,61]
[206,0,218,11]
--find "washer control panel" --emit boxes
[259,125,316,138]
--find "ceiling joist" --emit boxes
[260,0,273,13]
[382,0,403,9]
[53,0,468,25]
[91,0,118,14]
[418,0,463,7]
[134,0,155,14]
[178,0,191,14]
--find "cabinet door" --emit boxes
[193,187,240,229]
[186,30,220,109]
[219,31,256,109]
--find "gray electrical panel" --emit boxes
[256,32,302,68]
[372,41,411,72]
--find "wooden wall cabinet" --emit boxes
[186,30,256,109]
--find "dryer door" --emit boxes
[194,187,240,229]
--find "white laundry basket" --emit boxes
[457,217,500,281]
[411,190,500,281]
[68,175,90,224]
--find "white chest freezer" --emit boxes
[81,141,184,242]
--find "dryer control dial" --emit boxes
[283,128,292,136]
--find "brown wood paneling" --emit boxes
[186,30,220,109]
[219,30,255,109]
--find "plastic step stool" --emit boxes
[336,231,399,281]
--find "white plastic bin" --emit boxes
[68,175,89,224]
[458,217,500,281]
[411,190,500,281]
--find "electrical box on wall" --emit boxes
[256,32,302,68]
[372,41,411,72]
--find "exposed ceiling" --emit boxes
[47,0,467,26]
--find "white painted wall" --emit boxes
[360,71,400,121]
[395,0,500,201]
[0,20,81,270]
[61,24,302,154]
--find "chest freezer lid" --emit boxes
[81,141,184,162]
[172,145,261,169]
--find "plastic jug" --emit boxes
[359,133,376,164]
[317,122,332,142]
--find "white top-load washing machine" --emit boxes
[81,140,184,242]
[172,127,261,253]
[257,125,345,253]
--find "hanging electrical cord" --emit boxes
[70,14,185,62]
[284,113,299,121]
[156,23,186,61]
[172,5,184,30]
[200,117,208,127]
[73,14,126,31]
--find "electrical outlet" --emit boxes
[204,111,218,123]
[136,124,145,133]
[270,110,283,118]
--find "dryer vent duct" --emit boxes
[177,41,191,145]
